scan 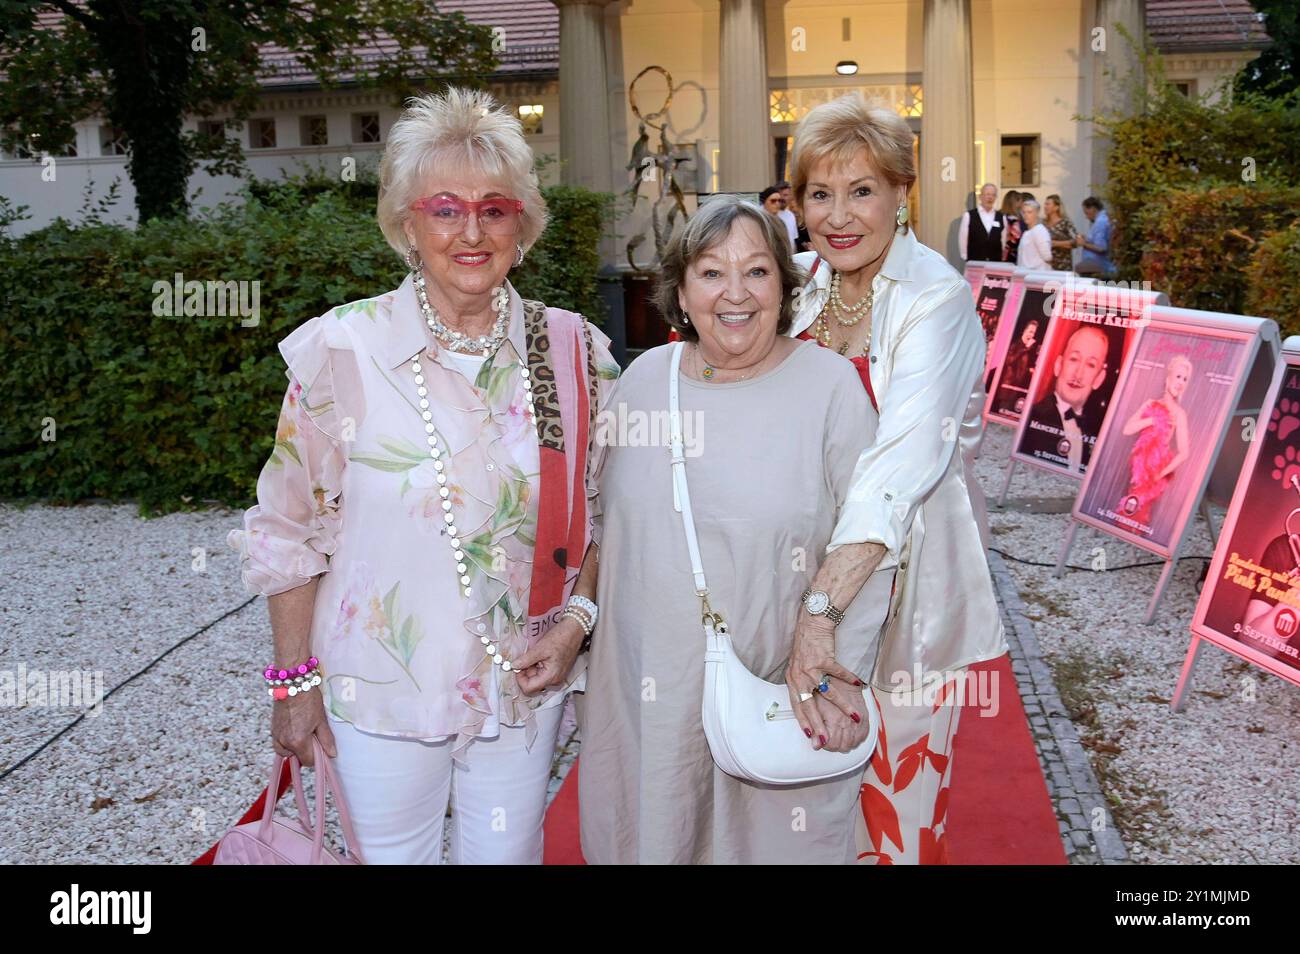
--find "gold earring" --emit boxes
[896,205,909,227]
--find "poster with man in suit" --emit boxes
[1013,286,1150,477]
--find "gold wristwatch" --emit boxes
[801,588,846,625]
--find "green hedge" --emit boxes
[1137,183,1300,315]
[1246,220,1300,339]
[0,181,611,511]
[1098,67,1300,279]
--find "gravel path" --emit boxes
[3,425,1296,863]
[975,424,1300,864]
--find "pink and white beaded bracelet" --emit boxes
[263,657,323,701]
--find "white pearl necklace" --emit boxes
[829,269,873,327]
[408,341,538,673]
[414,274,509,354]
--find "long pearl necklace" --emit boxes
[816,270,873,357]
[829,270,873,326]
[413,272,509,354]
[407,300,538,674]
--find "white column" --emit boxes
[919,0,975,263]
[554,0,615,192]
[1090,0,1147,189]
[718,0,771,192]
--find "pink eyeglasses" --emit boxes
[408,194,525,235]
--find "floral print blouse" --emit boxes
[228,274,620,751]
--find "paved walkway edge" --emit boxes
[986,549,1130,864]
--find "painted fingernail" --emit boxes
[803,727,812,738]
[853,679,863,687]
[850,712,861,723]
[818,734,826,746]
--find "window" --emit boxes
[249,118,277,149]
[774,135,792,183]
[198,120,225,142]
[99,126,128,156]
[769,83,921,123]
[352,112,380,144]
[300,115,328,146]
[1172,80,1196,98]
[1000,134,1040,188]
[517,104,544,135]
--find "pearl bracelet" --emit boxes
[567,595,598,628]
[561,606,593,636]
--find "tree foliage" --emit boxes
[0,1,498,221]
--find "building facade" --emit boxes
[3,0,1269,274]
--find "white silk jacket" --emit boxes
[788,227,1007,691]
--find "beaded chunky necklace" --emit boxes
[408,282,538,673]
[413,272,509,354]
[814,270,874,357]
[829,269,873,326]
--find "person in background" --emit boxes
[1016,199,1052,270]
[958,182,1005,262]
[760,185,794,250]
[1044,194,1078,272]
[1000,190,1023,262]
[1075,196,1115,276]
[775,179,802,250]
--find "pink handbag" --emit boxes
[213,737,366,865]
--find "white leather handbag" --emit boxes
[667,342,880,785]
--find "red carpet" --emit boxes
[542,654,1066,865]
[944,655,1066,864]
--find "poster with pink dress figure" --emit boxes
[1074,318,1255,556]
[1192,349,1300,684]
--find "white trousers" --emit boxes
[327,705,564,865]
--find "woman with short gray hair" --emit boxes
[577,195,895,863]
[1016,199,1053,270]
[229,86,620,864]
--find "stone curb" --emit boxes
[986,548,1130,865]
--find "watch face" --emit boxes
[806,591,830,615]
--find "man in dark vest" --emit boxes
[959,183,1005,262]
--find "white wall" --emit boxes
[0,83,560,236]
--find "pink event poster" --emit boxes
[986,283,1055,424]
[1197,359,1300,677]
[1011,286,1149,476]
[976,271,1014,358]
[1075,324,1252,554]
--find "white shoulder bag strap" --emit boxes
[669,342,710,601]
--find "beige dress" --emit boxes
[577,339,897,864]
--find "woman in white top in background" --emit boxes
[1016,199,1053,270]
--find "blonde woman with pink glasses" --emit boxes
[229,87,619,864]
